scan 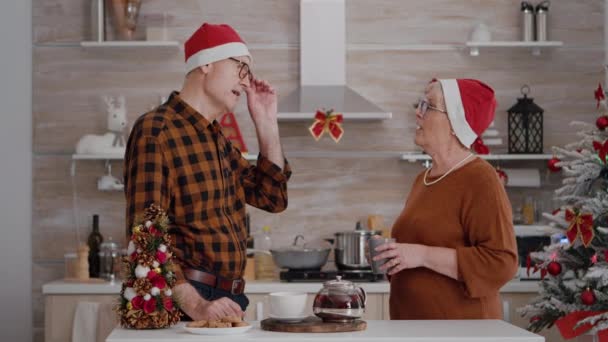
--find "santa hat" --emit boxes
[184,23,251,73]
[437,79,497,148]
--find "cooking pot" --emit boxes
[270,235,330,270]
[334,229,380,270]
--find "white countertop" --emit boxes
[106,320,543,342]
[43,279,539,295]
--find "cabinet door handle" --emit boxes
[256,302,264,321]
[502,300,511,323]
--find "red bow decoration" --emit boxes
[595,83,606,109]
[593,139,608,164]
[309,109,344,143]
[556,311,608,342]
[565,209,594,247]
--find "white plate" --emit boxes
[184,324,253,335]
[268,314,309,323]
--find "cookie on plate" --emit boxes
[232,321,250,327]
[186,320,208,328]
[221,316,242,324]
[208,320,232,328]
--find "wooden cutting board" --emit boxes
[260,316,367,333]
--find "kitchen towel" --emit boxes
[72,301,99,342]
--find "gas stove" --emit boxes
[280,268,385,282]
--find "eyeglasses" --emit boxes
[228,57,253,82]
[414,99,447,118]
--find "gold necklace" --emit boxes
[423,153,475,186]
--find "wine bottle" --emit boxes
[87,214,103,277]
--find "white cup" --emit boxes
[268,292,308,319]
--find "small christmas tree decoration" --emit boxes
[309,109,344,143]
[547,156,562,172]
[116,204,181,329]
[547,261,562,276]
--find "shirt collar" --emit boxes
[167,91,222,134]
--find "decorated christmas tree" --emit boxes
[116,204,181,329]
[519,83,608,340]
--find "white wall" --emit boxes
[0,0,32,341]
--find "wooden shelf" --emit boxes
[72,153,257,161]
[400,153,553,162]
[277,112,392,122]
[80,41,180,48]
[465,41,563,56]
[513,224,563,236]
[72,153,124,160]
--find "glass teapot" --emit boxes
[313,275,367,323]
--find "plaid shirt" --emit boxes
[124,91,291,283]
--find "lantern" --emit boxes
[508,85,544,154]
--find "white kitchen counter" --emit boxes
[43,279,539,295]
[106,320,543,342]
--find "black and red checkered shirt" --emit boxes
[124,91,291,283]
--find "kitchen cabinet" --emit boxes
[45,294,116,342]
[43,279,545,342]
[501,292,566,342]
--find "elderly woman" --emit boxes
[373,79,517,319]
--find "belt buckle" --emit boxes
[231,279,243,295]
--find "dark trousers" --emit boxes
[181,279,249,321]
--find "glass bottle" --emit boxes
[87,214,103,277]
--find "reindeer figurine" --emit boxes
[75,95,129,155]
[105,95,128,148]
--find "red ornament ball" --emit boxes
[597,116,608,131]
[581,288,596,306]
[496,168,508,186]
[547,261,562,276]
[548,157,562,172]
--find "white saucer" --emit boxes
[268,314,309,323]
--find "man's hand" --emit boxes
[245,78,278,126]
[174,283,243,320]
[244,77,284,168]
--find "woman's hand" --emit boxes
[373,242,428,276]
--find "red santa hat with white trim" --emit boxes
[437,79,497,148]
[184,23,251,73]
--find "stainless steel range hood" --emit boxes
[277,0,392,121]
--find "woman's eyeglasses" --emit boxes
[414,99,448,118]
[228,57,253,82]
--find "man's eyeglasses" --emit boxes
[228,57,253,82]
[414,99,447,118]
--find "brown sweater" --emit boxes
[389,158,517,320]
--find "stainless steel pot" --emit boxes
[270,235,330,270]
[334,230,380,270]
